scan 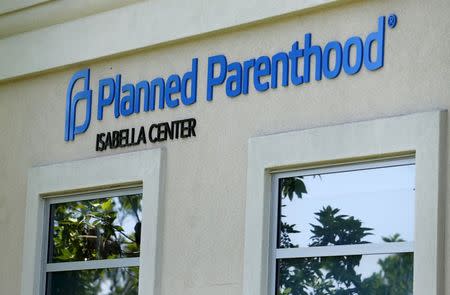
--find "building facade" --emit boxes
[0,0,449,294]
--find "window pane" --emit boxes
[48,193,142,263]
[277,253,413,295]
[278,164,415,248]
[46,267,139,295]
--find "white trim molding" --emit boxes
[0,0,143,39]
[21,148,165,295]
[274,242,414,259]
[0,0,51,16]
[0,0,343,82]
[243,111,447,295]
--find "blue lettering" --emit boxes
[304,33,322,83]
[254,56,271,92]
[271,52,289,88]
[364,16,385,71]
[120,83,135,116]
[97,78,115,121]
[343,37,364,75]
[181,58,198,105]
[206,55,227,101]
[165,74,181,108]
[323,41,343,79]
[226,62,242,97]
[135,80,150,113]
[114,74,121,118]
[242,59,255,95]
[66,15,393,141]
[289,41,304,86]
[151,77,165,110]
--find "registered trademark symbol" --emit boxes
[388,14,397,28]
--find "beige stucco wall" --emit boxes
[1,0,450,294]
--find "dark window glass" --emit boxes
[278,165,415,249]
[46,267,139,295]
[48,193,142,263]
[277,253,413,295]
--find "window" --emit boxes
[243,111,445,295]
[271,159,415,294]
[22,149,164,295]
[44,189,142,294]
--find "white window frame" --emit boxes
[269,158,415,294]
[243,111,446,295]
[21,149,164,295]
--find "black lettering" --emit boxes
[157,123,167,141]
[130,128,136,145]
[96,133,106,151]
[137,126,147,144]
[180,120,190,138]
[112,131,120,148]
[120,129,129,147]
[174,120,181,139]
[165,122,174,140]
[149,124,158,143]
[189,118,196,137]
[105,132,112,150]
[96,117,197,151]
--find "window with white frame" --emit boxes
[21,149,163,295]
[43,188,142,295]
[270,159,415,295]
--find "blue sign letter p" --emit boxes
[65,69,92,141]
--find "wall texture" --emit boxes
[0,0,449,294]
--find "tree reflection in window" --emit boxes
[46,267,139,295]
[49,194,142,262]
[46,193,142,295]
[277,171,414,295]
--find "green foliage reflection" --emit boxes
[49,194,142,262]
[47,194,142,294]
[47,267,139,295]
[278,177,413,295]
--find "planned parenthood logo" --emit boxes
[64,15,398,142]
[64,69,92,141]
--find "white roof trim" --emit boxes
[0,0,342,82]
